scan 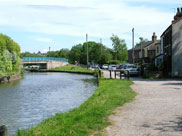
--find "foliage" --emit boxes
[68,42,112,65]
[0,33,21,75]
[108,60,121,65]
[135,37,148,47]
[20,34,129,66]
[17,78,136,136]
[68,44,83,64]
[51,64,94,74]
[21,52,42,58]
[110,34,128,62]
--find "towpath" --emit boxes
[104,75,182,136]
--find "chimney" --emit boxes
[173,7,182,23]
[177,8,180,14]
[152,32,157,42]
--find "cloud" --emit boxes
[41,48,49,53]
[35,37,53,43]
[0,0,177,49]
[123,0,182,4]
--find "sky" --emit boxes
[0,0,181,53]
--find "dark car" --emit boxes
[116,64,123,70]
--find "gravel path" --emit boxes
[105,78,182,136]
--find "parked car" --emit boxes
[122,64,139,76]
[116,64,123,70]
[102,64,109,69]
[108,65,117,70]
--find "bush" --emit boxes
[108,60,121,65]
[0,33,20,75]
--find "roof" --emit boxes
[128,41,153,51]
[161,24,172,37]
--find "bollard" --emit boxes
[0,125,8,136]
[120,71,122,79]
[110,70,112,79]
[127,71,130,80]
[99,69,101,78]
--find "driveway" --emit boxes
[106,78,182,136]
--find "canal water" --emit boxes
[0,72,97,135]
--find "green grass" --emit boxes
[51,64,94,74]
[17,78,136,136]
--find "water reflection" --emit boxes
[0,72,97,135]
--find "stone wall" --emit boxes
[47,61,68,70]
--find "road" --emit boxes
[105,78,182,136]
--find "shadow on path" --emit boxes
[154,116,182,132]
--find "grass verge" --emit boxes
[17,78,136,136]
[50,64,94,74]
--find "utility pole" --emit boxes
[132,28,135,64]
[139,37,143,63]
[86,34,89,69]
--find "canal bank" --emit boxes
[17,77,136,136]
[0,72,23,84]
[0,72,97,136]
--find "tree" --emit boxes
[68,41,112,65]
[0,33,21,75]
[58,48,70,58]
[110,34,128,62]
[21,52,42,58]
[135,37,148,47]
[68,44,82,64]
[46,51,59,58]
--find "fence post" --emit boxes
[99,69,101,78]
[0,125,8,136]
[127,71,130,80]
[110,70,112,79]
[120,71,122,79]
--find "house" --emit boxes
[128,33,160,64]
[154,41,163,67]
[162,7,182,77]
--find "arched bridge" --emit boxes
[22,57,68,70]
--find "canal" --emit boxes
[0,72,97,135]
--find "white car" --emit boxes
[108,65,117,70]
[122,64,139,76]
[102,64,109,69]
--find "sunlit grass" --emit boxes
[51,64,94,74]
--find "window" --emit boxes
[157,46,159,54]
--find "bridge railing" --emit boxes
[22,57,68,62]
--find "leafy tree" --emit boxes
[58,48,69,58]
[135,37,148,47]
[68,44,82,64]
[110,34,128,62]
[0,33,21,75]
[21,52,42,58]
[46,51,59,58]
[68,41,112,65]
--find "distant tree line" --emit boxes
[0,34,21,75]
[21,34,128,65]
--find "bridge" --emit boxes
[22,57,69,70]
